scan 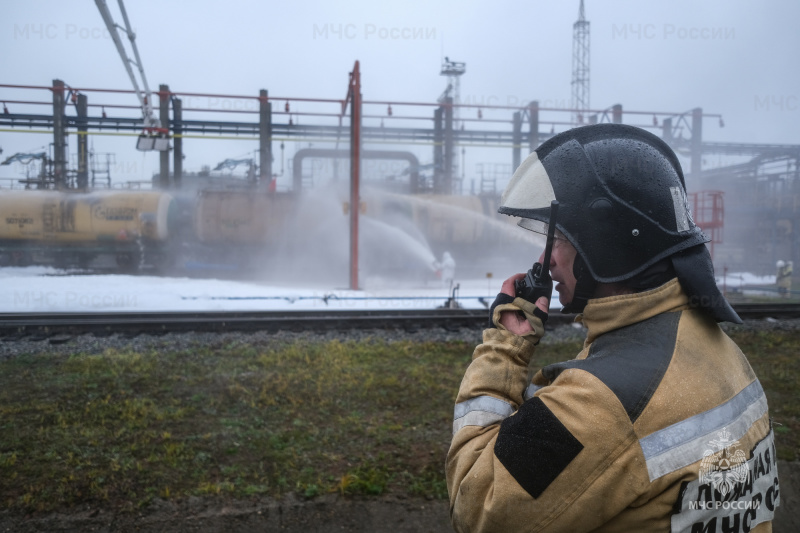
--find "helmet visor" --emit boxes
[517,217,549,234]
[517,219,570,244]
[500,151,556,212]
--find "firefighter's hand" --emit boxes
[493,273,549,338]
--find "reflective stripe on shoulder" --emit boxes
[453,395,515,435]
[640,380,768,481]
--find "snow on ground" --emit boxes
[718,272,780,297]
[0,267,783,313]
[0,267,509,313]
[718,272,776,288]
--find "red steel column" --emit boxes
[349,61,362,290]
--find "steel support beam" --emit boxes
[443,96,454,194]
[0,112,527,145]
[158,84,170,188]
[612,104,622,124]
[76,93,89,189]
[691,107,703,176]
[259,89,272,187]
[52,79,67,189]
[662,117,673,145]
[433,107,443,191]
[348,62,362,291]
[528,101,539,152]
[172,97,183,189]
[512,111,522,171]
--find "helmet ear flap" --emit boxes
[561,253,597,314]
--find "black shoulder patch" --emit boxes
[494,397,583,498]
[542,311,680,422]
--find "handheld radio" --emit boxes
[514,200,560,303]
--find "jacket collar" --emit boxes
[577,278,691,346]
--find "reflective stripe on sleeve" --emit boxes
[523,383,542,401]
[640,380,768,481]
[453,395,516,435]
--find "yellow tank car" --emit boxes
[194,190,293,245]
[0,190,176,269]
[0,190,174,242]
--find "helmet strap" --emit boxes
[561,254,596,314]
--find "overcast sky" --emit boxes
[1,0,799,188]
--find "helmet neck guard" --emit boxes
[671,244,742,323]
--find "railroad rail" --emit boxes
[2,303,800,340]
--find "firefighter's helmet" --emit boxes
[499,123,739,322]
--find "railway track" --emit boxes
[2,303,800,340]
[0,309,495,340]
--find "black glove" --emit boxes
[487,292,548,342]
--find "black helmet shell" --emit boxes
[499,124,708,283]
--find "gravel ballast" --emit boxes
[2,316,799,360]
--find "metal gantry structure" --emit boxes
[571,0,590,126]
[3,72,800,277]
[2,80,799,190]
[440,57,466,182]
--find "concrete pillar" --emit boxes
[76,93,89,190]
[52,79,67,189]
[259,89,272,188]
[159,84,170,189]
[172,98,182,189]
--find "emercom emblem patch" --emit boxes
[671,430,780,532]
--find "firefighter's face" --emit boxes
[538,232,578,306]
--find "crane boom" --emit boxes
[94,0,168,151]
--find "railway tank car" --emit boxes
[180,189,294,272]
[0,190,177,270]
[0,185,536,279]
[193,190,293,245]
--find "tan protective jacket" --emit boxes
[447,279,779,532]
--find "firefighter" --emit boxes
[440,251,456,289]
[776,259,792,298]
[447,124,778,532]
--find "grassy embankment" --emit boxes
[0,330,797,513]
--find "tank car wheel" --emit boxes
[115,252,141,272]
[10,250,31,267]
